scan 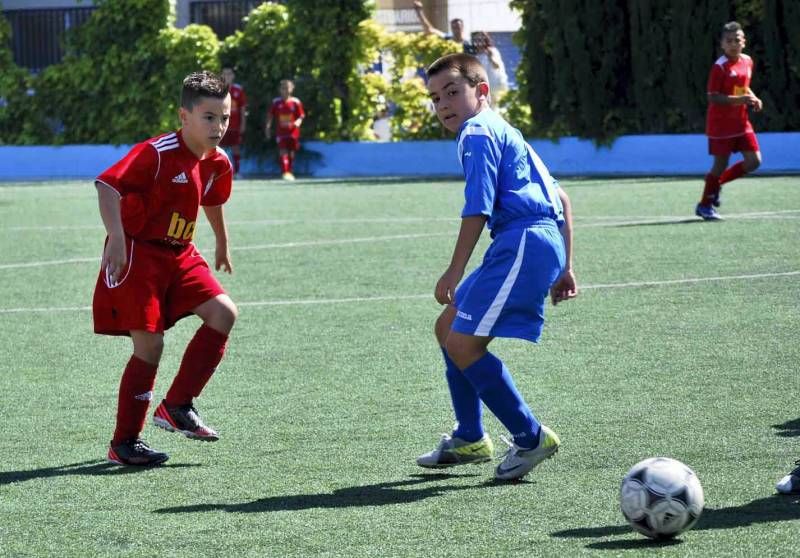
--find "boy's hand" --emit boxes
[102,234,127,286]
[215,244,233,274]
[751,96,763,111]
[264,128,271,139]
[435,266,463,305]
[550,269,578,305]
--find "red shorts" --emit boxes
[277,136,300,151]
[219,128,242,147]
[708,133,759,156]
[93,237,225,336]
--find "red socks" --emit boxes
[700,173,719,205]
[165,324,229,406]
[719,161,746,185]
[113,355,158,444]
[280,154,290,173]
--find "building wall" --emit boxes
[2,133,798,180]
[1,0,92,8]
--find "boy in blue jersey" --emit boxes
[417,53,577,481]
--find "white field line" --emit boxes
[2,209,799,270]
[1,270,797,314]
[5,209,800,232]
[0,233,452,270]
[231,232,452,251]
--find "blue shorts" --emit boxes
[452,221,565,343]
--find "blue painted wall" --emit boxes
[1,133,798,181]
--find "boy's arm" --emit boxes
[550,187,577,305]
[413,0,446,37]
[264,113,273,139]
[435,215,487,305]
[203,204,233,273]
[708,92,758,106]
[96,181,127,285]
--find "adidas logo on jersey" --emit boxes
[172,172,188,184]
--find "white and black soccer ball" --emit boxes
[620,457,704,539]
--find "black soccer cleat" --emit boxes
[153,400,219,441]
[108,438,169,466]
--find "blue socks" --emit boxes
[462,351,541,449]
[441,348,484,442]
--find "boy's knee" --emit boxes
[132,333,164,364]
[211,298,238,333]
[444,336,485,370]
[434,305,456,345]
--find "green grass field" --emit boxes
[1,175,799,557]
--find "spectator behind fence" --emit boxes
[471,31,509,103]
[413,0,476,54]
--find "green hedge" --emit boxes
[512,0,800,140]
[4,0,795,145]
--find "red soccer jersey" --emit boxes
[270,96,305,139]
[706,54,755,138]
[229,83,247,131]
[96,130,233,245]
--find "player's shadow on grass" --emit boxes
[551,494,800,550]
[611,218,703,228]
[0,460,200,485]
[154,473,493,514]
[773,417,800,437]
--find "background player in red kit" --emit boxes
[220,66,247,177]
[696,21,763,221]
[265,79,305,181]
[94,71,238,466]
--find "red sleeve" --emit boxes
[201,157,233,206]
[96,142,158,196]
[239,87,247,108]
[707,64,725,95]
[296,100,305,119]
[269,100,278,118]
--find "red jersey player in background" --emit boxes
[94,71,238,466]
[265,79,305,181]
[220,66,247,177]
[696,21,763,221]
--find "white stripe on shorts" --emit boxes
[474,229,526,336]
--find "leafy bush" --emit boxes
[0,11,42,144]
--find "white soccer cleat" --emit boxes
[495,425,560,481]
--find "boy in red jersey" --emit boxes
[94,71,238,466]
[220,66,248,177]
[265,79,305,181]
[696,21,762,221]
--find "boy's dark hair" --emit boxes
[181,71,229,110]
[426,53,488,86]
[722,21,743,37]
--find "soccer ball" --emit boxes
[620,457,704,539]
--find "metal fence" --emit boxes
[189,0,267,39]
[3,7,95,73]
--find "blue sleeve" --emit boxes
[460,130,499,218]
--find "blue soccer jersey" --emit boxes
[452,108,566,342]
[457,109,563,235]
